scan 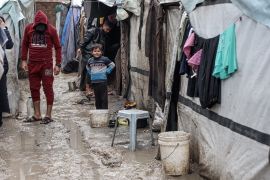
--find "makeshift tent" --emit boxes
[0,0,34,115]
[175,1,270,179]
[117,0,270,179]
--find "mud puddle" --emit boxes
[61,119,101,179]
[0,117,100,180]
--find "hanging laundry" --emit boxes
[183,31,203,72]
[212,24,238,79]
[179,22,191,75]
[188,49,202,72]
[183,32,195,59]
[145,0,166,108]
[198,36,221,109]
[181,30,221,108]
[184,34,204,98]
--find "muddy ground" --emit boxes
[0,73,202,180]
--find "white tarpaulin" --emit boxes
[71,0,83,7]
[178,3,270,179]
[99,0,116,7]
[129,0,150,108]
[230,0,270,28]
[0,0,28,115]
[189,3,243,38]
[180,0,270,28]
[100,0,141,16]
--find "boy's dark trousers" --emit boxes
[92,82,108,109]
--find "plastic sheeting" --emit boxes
[0,0,29,115]
[177,103,269,180]
[189,3,242,38]
[121,0,141,16]
[162,6,184,131]
[61,7,81,68]
[71,0,83,7]
[230,0,270,28]
[178,4,270,179]
[128,0,151,108]
[180,0,270,28]
[180,0,203,12]
[99,0,116,7]
[159,0,180,5]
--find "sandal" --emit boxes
[40,117,54,124]
[23,116,42,123]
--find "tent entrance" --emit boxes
[83,0,121,92]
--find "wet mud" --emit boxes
[0,73,201,180]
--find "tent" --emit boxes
[116,0,270,179]
[0,0,34,115]
[176,1,270,179]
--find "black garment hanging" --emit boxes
[145,0,166,108]
[181,31,221,108]
[197,36,221,109]
[179,22,191,75]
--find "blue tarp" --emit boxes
[230,0,270,28]
[61,7,81,68]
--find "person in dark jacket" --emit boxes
[0,16,14,127]
[21,10,62,124]
[77,20,114,96]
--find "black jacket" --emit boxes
[80,27,106,54]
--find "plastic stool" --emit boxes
[111,109,154,151]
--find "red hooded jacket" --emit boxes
[21,10,61,65]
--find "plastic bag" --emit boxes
[116,8,129,21]
[122,0,141,16]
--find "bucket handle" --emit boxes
[161,143,179,161]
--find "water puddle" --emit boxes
[0,118,100,180]
[124,148,158,165]
[60,119,101,179]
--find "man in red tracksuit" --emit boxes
[21,10,61,124]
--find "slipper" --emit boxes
[23,116,42,123]
[40,117,54,124]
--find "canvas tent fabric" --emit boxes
[161,5,185,131]
[159,0,180,4]
[128,0,152,109]
[96,0,141,16]
[71,0,83,7]
[180,0,270,28]
[188,3,242,38]
[0,0,30,115]
[230,0,270,28]
[99,0,116,7]
[61,7,81,68]
[145,0,166,109]
[177,3,270,179]
[180,0,203,12]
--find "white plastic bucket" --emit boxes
[158,131,190,176]
[89,110,109,128]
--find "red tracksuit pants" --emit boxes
[28,62,54,105]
